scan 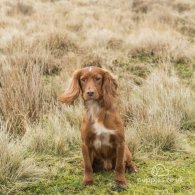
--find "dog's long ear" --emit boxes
[58,69,81,104]
[102,70,118,109]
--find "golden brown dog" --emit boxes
[59,66,137,185]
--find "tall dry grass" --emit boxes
[23,106,82,155]
[0,119,46,184]
[122,70,195,154]
[0,55,46,134]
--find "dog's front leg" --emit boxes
[115,141,126,185]
[81,143,93,185]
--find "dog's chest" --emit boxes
[93,122,115,150]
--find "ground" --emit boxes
[2,132,194,195]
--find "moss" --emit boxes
[112,58,151,79]
[3,133,195,194]
[130,54,159,64]
[130,66,150,78]
[174,63,193,79]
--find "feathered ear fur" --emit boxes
[102,70,118,109]
[58,69,81,104]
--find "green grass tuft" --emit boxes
[174,63,193,78]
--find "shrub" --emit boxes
[0,55,46,134]
[0,120,45,184]
[123,70,195,154]
[23,106,82,155]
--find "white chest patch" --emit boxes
[93,122,115,149]
[87,101,100,121]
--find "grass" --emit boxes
[174,62,193,79]
[0,0,195,194]
[3,134,195,195]
[0,121,46,186]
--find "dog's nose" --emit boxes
[87,90,94,97]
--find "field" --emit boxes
[0,0,195,194]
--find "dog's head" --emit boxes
[58,66,118,107]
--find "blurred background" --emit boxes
[0,0,195,194]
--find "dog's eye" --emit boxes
[96,77,101,81]
[81,78,86,82]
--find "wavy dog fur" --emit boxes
[59,66,137,185]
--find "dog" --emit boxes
[59,66,137,185]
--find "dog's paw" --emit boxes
[115,179,127,185]
[115,176,127,185]
[83,176,93,185]
[83,179,93,185]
